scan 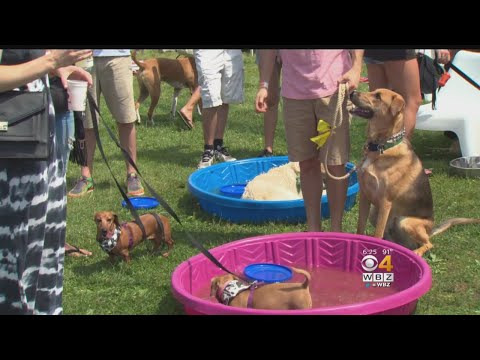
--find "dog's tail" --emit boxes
[131,50,146,71]
[430,218,480,238]
[291,267,311,289]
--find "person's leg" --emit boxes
[214,49,244,161]
[68,61,99,197]
[366,63,389,91]
[324,165,347,232]
[178,85,201,128]
[262,60,281,155]
[195,50,225,168]
[99,56,143,195]
[118,122,137,174]
[300,157,323,231]
[283,97,322,231]
[383,59,422,139]
[316,92,351,232]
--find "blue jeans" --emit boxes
[55,111,74,173]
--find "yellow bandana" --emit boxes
[310,119,333,149]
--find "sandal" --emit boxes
[65,244,92,257]
[177,110,194,130]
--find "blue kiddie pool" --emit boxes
[188,156,359,224]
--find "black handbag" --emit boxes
[417,52,444,95]
[0,78,53,159]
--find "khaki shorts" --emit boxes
[283,93,351,165]
[194,50,244,108]
[84,56,136,128]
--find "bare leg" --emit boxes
[325,164,347,232]
[179,86,201,125]
[214,104,229,140]
[81,128,96,178]
[202,106,220,145]
[300,157,323,232]
[383,59,422,139]
[366,63,388,91]
[118,122,137,174]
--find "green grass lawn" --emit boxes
[63,50,480,315]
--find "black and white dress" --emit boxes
[0,49,67,314]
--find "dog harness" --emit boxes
[216,280,258,307]
[99,224,134,253]
[366,128,406,154]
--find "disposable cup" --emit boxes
[67,80,88,111]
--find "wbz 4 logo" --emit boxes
[361,254,394,287]
[362,272,394,283]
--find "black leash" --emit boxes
[87,91,148,240]
[86,91,246,280]
[446,63,480,91]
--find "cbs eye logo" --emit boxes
[361,255,378,271]
[361,254,394,272]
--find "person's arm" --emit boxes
[0,49,92,92]
[338,49,364,92]
[255,49,277,113]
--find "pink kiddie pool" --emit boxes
[171,232,432,315]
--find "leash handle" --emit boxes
[323,83,356,181]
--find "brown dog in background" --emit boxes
[94,211,174,263]
[350,88,480,256]
[131,50,200,125]
[210,267,312,310]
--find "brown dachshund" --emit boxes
[350,88,480,256]
[94,211,173,263]
[210,267,312,310]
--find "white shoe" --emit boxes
[215,146,236,162]
[198,149,215,169]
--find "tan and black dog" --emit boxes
[131,50,200,125]
[210,267,312,310]
[94,211,173,263]
[350,88,480,256]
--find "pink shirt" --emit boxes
[279,50,352,99]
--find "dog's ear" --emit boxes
[210,277,220,297]
[390,94,405,117]
[93,212,99,223]
[113,213,120,227]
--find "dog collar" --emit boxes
[99,226,121,253]
[366,128,406,154]
[216,280,252,306]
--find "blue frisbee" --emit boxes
[244,263,293,283]
[220,184,246,198]
[122,197,159,210]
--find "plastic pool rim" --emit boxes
[188,156,359,223]
[171,232,432,315]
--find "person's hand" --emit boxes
[255,87,269,113]
[48,50,92,69]
[435,49,451,64]
[55,65,93,88]
[338,67,361,93]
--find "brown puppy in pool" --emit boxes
[210,267,312,310]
